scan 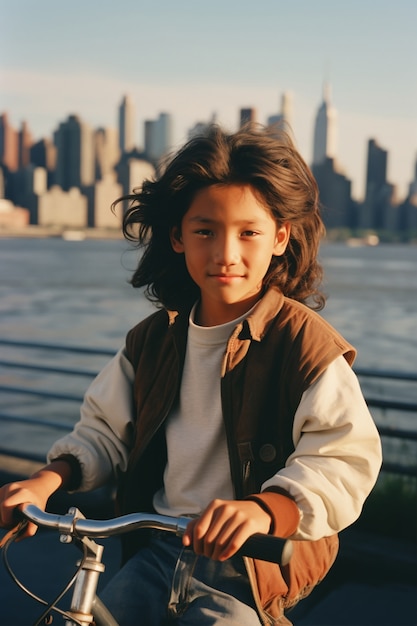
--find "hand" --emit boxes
[182,498,272,561]
[0,460,72,540]
[0,479,49,539]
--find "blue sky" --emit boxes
[1,0,416,200]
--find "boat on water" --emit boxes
[61,229,86,241]
[346,234,380,247]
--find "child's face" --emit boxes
[171,184,290,326]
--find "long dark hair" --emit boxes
[114,123,326,311]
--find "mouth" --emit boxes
[209,273,244,283]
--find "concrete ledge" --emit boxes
[0,453,44,483]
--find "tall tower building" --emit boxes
[366,139,387,191]
[280,91,293,128]
[54,114,94,191]
[312,83,337,166]
[18,120,33,169]
[360,138,394,230]
[0,113,19,171]
[118,95,135,153]
[267,91,293,128]
[240,108,257,127]
[94,127,120,179]
[398,157,417,233]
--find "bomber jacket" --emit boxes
[49,287,382,624]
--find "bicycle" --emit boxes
[1,504,293,626]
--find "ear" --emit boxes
[170,226,184,253]
[273,222,291,256]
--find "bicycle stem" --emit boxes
[61,507,190,626]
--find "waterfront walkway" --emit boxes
[0,456,416,626]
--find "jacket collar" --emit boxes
[166,287,285,343]
[241,287,285,341]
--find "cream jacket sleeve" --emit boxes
[47,348,135,492]
[262,355,383,540]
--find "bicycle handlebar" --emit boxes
[17,504,293,565]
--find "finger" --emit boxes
[215,525,250,561]
[194,504,239,559]
[15,522,38,542]
[0,498,25,527]
[182,519,196,546]
[186,505,219,556]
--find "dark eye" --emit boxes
[195,229,214,237]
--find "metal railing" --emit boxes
[0,339,416,476]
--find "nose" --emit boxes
[214,233,239,266]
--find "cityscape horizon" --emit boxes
[2,82,417,204]
[1,86,416,239]
[2,89,416,207]
[2,2,415,203]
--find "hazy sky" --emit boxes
[1,0,416,200]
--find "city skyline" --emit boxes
[1,1,416,200]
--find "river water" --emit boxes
[1,238,416,368]
[0,237,416,461]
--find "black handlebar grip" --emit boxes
[236,534,293,565]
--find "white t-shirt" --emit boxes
[153,307,248,516]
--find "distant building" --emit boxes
[18,121,33,169]
[188,113,218,140]
[396,158,417,233]
[118,95,136,153]
[267,91,293,133]
[312,84,337,166]
[409,157,417,198]
[54,114,95,191]
[10,165,47,223]
[359,139,395,230]
[38,186,87,228]
[30,137,57,187]
[83,173,123,228]
[144,113,173,163]
[240,108,257,127]
[313,157,354,229]
[0,112,19,172]
[116,155,155,201]
[94,127,120,180]
[188,122,210,140]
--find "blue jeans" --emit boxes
[99,532,262,625]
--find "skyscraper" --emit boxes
[118,95,135,153]
[0,113,18,172]
[361,138,393,229]
[18,121,33,169]
[366,139,387,191]
[94,127,120,179]
[312,84,337,166]
[54,114,94,191]
[267,91,293,132]
[239,108,257,127]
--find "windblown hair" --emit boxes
[115,123,326,311]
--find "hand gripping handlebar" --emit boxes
[17,504,293,565]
